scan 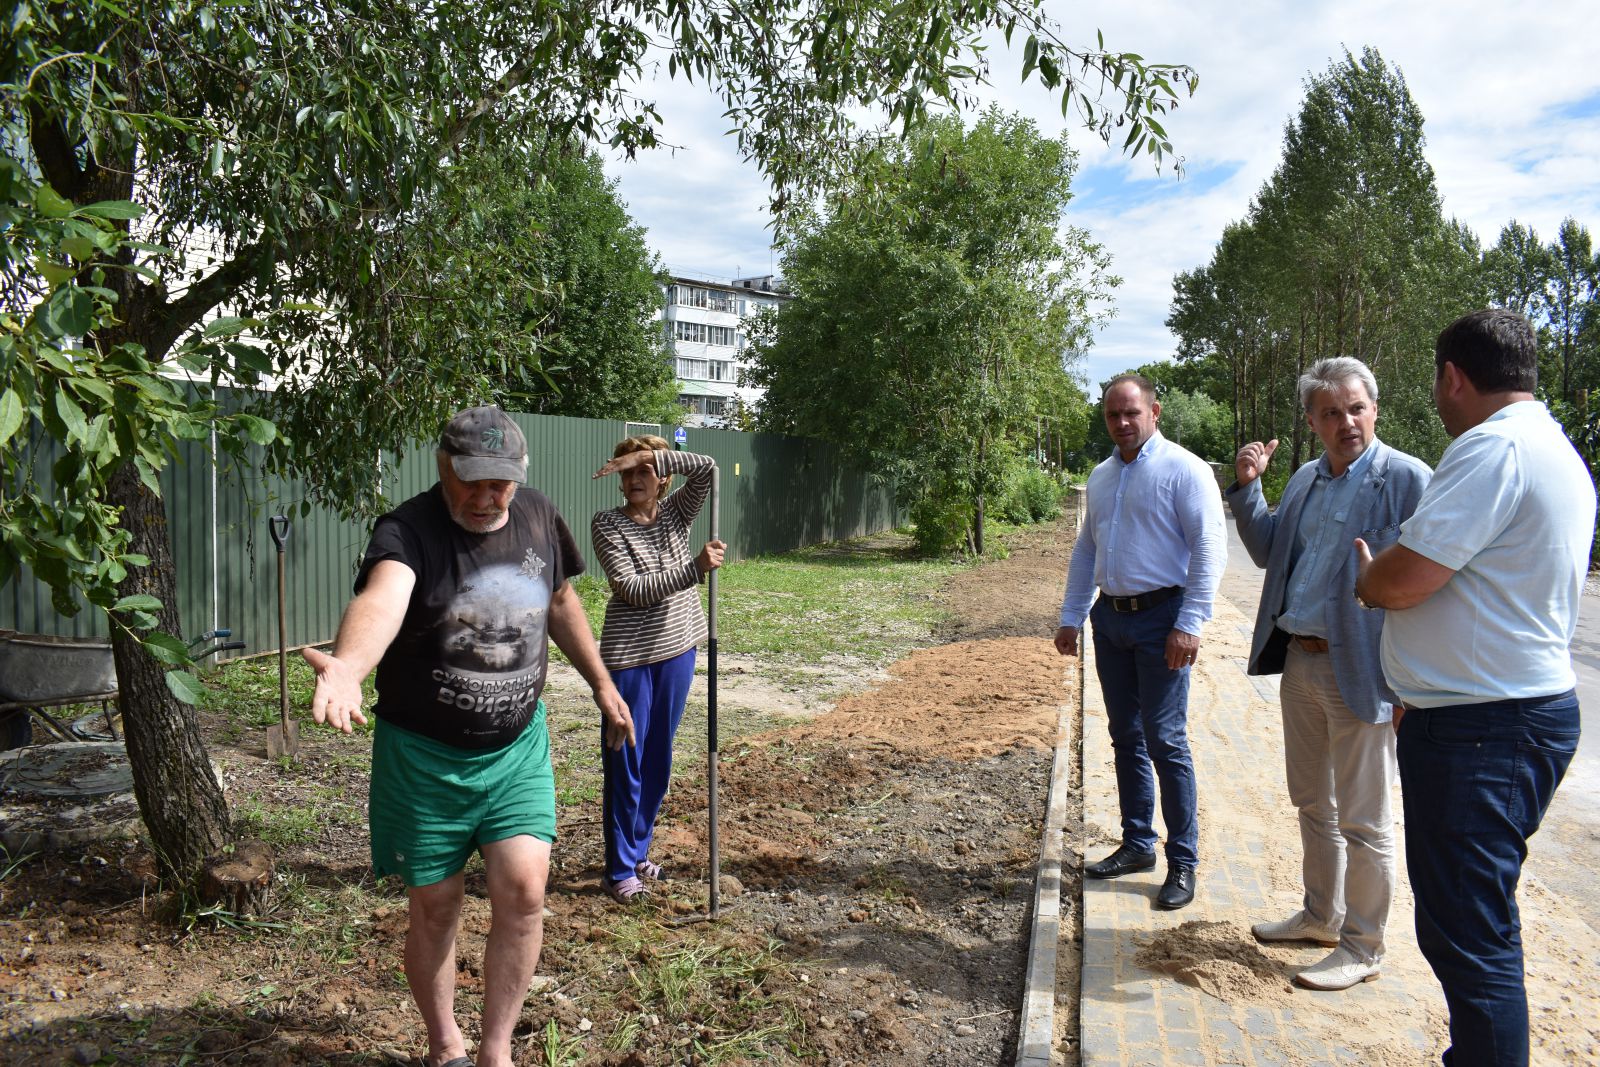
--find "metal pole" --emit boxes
[707,465,721,918]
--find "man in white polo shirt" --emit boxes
[1355,309,1596,1067]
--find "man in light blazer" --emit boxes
[1225,356,1431,990]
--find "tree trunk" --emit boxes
[1292,308,1308,468]
[201,839,276,918]
[107,462,232,882]
[973,434,986,557]
[38,54,236,890]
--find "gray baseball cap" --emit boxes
[439,406,528,483]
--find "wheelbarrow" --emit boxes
[0,631,119,748]
[0,628,243,749]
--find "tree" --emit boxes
[1155,389,1231,465]
[1546,218,1598,403]
[1132,361,1233,464]
[1482,220,1552,322]
[1166,48,1478,467]
[745,108,1113,553]
[4,0,1190,884]
[443,147,680,422]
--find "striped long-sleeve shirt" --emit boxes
[591,449,715,671]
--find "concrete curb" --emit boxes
[1014,656,1084,1066]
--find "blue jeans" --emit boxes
[1397,691,1580,1067]
[1090,594,1199,867]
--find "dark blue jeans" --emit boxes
[1397,691,1580,1067]
[1090,595,1199,868]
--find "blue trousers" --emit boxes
[602,647,696,884]
[1397,692,1579,1067]
[1090,595,1199,868]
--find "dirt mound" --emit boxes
[784,637,1067,757]
[1134,920,1295,1003]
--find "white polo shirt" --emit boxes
[1381,401,1596,708]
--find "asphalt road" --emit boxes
[1216,516,1600,934]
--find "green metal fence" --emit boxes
[2,407,901,656]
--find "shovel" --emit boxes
[265,514,300,758]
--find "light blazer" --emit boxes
[1225,440,1431,724]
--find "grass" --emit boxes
[17,521,1070,1063]
[714,534,960,664]
[538,1020,586,1066]
[190,526,972,835]
[575,913,804,1065]
[203,654,374,733]
[268,875,400,970]
[231,796,321,848]
[569,529,963,669]
[1,843,36,883]
[856,864,915,906]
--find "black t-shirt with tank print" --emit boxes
[355,485,584,750]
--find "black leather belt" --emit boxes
[1101,585,1182,613]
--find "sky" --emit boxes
[603,1,1600,390]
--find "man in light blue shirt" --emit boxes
[1356,310,1596,1067]
[1226,357,1430,992]
[1056,374,1225,909]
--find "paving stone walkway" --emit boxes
[1077,594,1448,1066]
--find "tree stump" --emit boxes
[200,839,275,917]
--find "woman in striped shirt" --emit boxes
[590,436,724,903]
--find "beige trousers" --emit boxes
[1278,643,1397,963]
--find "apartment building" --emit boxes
[661,273,788,428]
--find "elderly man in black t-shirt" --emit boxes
[305,406,633,1067]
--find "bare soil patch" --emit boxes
[0,518,1082,1065]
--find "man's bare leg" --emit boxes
[476,835,551,1067]
[406,872,469,1067]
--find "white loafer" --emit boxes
[1251,911,1339,947]
[1294,946,1381,990]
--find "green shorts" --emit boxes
[369,703,556,887]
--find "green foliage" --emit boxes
[231,797,321,848]
[366,145,679,424]
[1483,220,1554,322]
[4,0,1193,574]
[996,462,1060,524]
[1257,461,1293,507]
[1165,47,1476,467]
[0,166,272,694]
[1155,387,1233,464]
[1543,219,1598,404]
[747,108,1111,554]
[910,493,974,556]
[0,844,36,884]
[538,1021,586,1067]
[601,920,799,1063]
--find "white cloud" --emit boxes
[603,1,1600,389]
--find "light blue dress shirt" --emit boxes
[1275,442,1379,639]
[1060,432,1226,636]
